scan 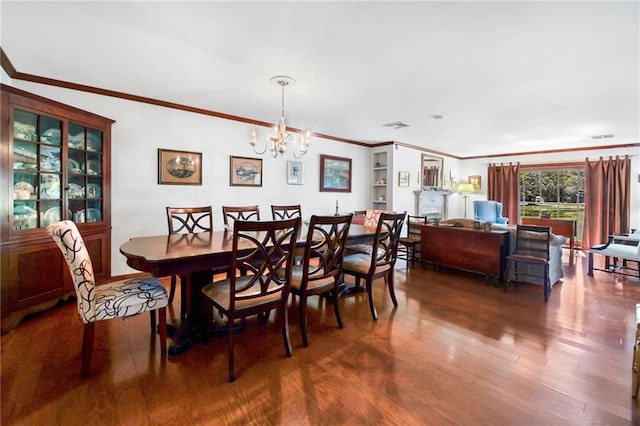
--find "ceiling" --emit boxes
[1,1,638,158]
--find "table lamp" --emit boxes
[457,183,475,218]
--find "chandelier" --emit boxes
[249,75,311,158]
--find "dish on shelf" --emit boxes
[14,145,37,164]
[74,208,101,223]
[41,128,61,144]
[67,183,84,199]
[39,177,60,199]
[41,207,62,226]
[14,122,36,140]
[68,133,84,149]
[86,160,101,175]
[86,183,101,198]
[13,181,35,200]
[68,159,82,173]
[13,204,37,215]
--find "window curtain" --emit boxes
[487,163,520,224]
[582,155,631,248]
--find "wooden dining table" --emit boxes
[119,224,377,355]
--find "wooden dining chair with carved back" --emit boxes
[271,204,302,220]
[167,206,228,318]
[47,220,167,378]
[200,217,300,382]
[342,211,406,320]
[222,205,260,227]
[289,214,352,347]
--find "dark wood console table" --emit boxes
[420,225,509,282]
[521,217,576,252]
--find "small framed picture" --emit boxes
[469,175,481,191]
[320,154,352,193]
[230,156,262,187]
[158,149,202,185]
[287,161,303,185]
[398,171,409,187]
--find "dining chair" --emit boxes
[505,224,551,302]
[397,215,427,268]
[47,220,167,378]
[200,217,300,382]
[289,214,352,347]
[271,204,302,220]
[222,205,260,227]
[166,206,213,316]
[342,211,406,320]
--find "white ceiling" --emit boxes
[1,1,638,158]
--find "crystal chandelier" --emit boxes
[249,75,311,158]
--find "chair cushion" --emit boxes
[343,253,392,275]
[94,277,168,321]
[201,277,284,311]
[290,265,335,291]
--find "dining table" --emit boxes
[119,223,378,355]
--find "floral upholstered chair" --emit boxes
[47,220,168,378]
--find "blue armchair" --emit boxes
[473,200,508,224]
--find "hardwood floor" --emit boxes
[2,249,639,425]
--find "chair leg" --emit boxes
[281,302,293,357]
[168,274,177,304]
[158,307,167,356]
[544,265,550,302]
[80,322,95,378]
[150,310,156,334]
[366,278,378,321]
[331,288,344,329]
[180,275,187,319]
[299,295,309,347]
[228,316,235,382]
[388,272,398,307]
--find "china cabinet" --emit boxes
[1,85,113,333]
[371,147,392,210]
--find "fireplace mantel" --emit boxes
[414,189,453,220]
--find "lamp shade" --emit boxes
[457,183,475,195]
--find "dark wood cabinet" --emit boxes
[1,85,114,333]
[420,225,509,281]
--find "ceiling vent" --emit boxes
[382,121,410,129]
[591,134,615,140]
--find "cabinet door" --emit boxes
[12,109,63,232]
[67,123,104,225]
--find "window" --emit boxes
[519,166,585,245]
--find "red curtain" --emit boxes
[582,155,631,248]
[487,163,520,224]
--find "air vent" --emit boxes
[591,134,615,140]
[382,121,410,129]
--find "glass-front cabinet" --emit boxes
[12,112,104,231]
[1,85,113,333]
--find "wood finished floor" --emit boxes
[2,250,640,425]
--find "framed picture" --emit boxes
[319,154,352,193]
[230,156,262,187]
[469,175,481,190]
[398,171,410,187]
[158,149,202,185]
[287,161,303,185]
